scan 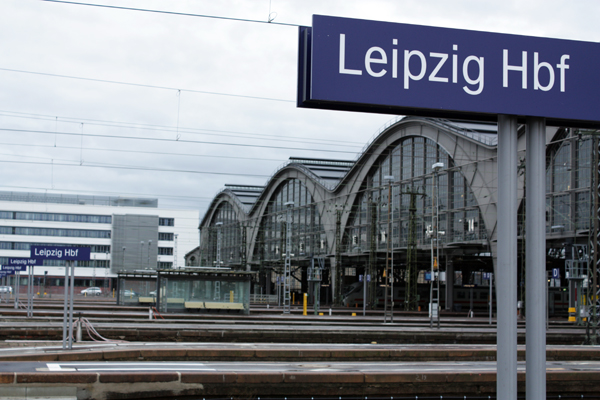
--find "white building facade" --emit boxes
[0,191,199,292]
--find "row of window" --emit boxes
[0,257,110,268]
[0,212,177,231]
[159,232,174,241]
[158,247,173,255]
[159,218,175,226]
[0,242,110,253]
[0,211,111,224]
[0,226,111,238]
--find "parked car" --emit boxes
[0,286,12,294]
[122,289,138,297]
[80,287,102,296]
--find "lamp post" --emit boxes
[383,175,394,323]
[147,240,152,269]
[430,162,444,329]
[139,241,144,269]
[434,162,444,329]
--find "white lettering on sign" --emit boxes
[34,248,63,258]
[503,50,570,92]
[338,34,571,96]
[338,34,362,75]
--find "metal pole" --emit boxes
[391,191,395,323]
[68,261,76,349]
[490,273,493,325]
[28,266,33,318]
[435,167,441,329]
[384,177,392,323]
[592,135,599,342]
[14,271,20,310]
[526,116,547,400]
[546,271,549,331]
[62,261,69,349]
[363,271,366,317]
[430,168,436,328]
[497,114,518,400]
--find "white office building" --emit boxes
[0,191,199,293]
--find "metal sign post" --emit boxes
[29,246,91,350]
[62,260,69,349]
[298,15,600,400]
[526,117,547,400]
[27,266,33,318]
[14,270,20,310]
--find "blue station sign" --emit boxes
[7,258,41,267]
[30,246,91,261]
[298,15,600,128]
[1,265,25,272]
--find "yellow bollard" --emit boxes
[352,312,356,316]
[230,290,234,302]
[319,312,323,316]
[303,293,307,316]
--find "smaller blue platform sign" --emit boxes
[552,268,560,279]
[30,246,91,261]
[7,258,41,267]
[1,264,26,272]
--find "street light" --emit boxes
[383,175,394,323]
[147,240,152,269]
[139,241,145,269]
[430,162,444,329]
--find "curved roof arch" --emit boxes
[200,190,248,228]
[200,116,502,260]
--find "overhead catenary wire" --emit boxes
[0,128,359,155]
[0,66,294,104]
[0,109,365,148]
[38,0,304,27]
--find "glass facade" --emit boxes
[545,131,594,233]
[254,179,326,263]
[344,136,485,253]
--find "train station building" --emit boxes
[198,116,598,313]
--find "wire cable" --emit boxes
[0,67,294,103]
[39,0,303,27]
[0,128,359,155]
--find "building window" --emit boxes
[0,211,111,224]
[0,242,110,253]
[157,261,172,269]
[159,218,174,227]
[158,247,173,255]
[159,232,174,241]
[1,226,111,238]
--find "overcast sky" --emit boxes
[0,0,598,221]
